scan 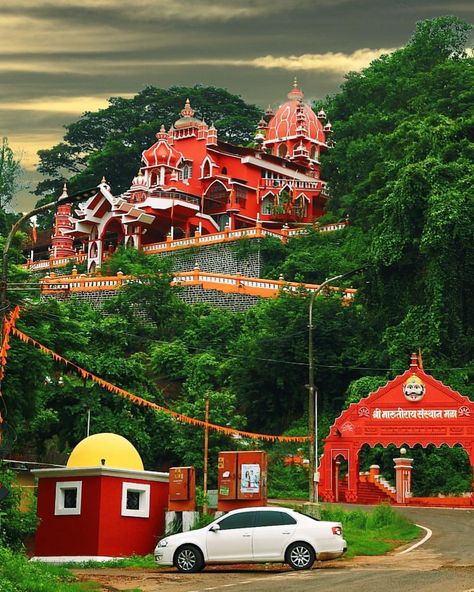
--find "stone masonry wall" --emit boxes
[41,240,266,312]
[42,285,262,313]
[177,286,260,312]
[155,240,262,277]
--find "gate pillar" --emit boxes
[394,456,413,504]
[344,447,359,503]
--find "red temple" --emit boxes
[51,81,332,273]
[319,353,474,505]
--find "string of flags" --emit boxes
[4,313,310,443]
[0,306,21,424]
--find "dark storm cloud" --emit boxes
[1,0,472,178]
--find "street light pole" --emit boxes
[203,394,210,514]
[308,267,366,503]
[0,187,97,310]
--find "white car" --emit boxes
[154,506,346,572]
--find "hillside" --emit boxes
[1,16,473,499]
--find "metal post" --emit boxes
[0,187,97,310]
[203,395,210,514]
[308,292,315,502]
[307,267,366,502]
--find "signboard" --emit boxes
[240,463,260,494]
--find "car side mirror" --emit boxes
[209,524,221,532]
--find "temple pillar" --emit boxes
[469,446,474,505]
[394,456,413,504]
[345,448,359,503]
[368,464,380,483]
[335,460,341,502]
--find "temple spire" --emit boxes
[180,98,195,118]
[287,78,304,100]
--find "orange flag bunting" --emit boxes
[0,306,21,418]
[9,325,310,443]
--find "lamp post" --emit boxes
[0,187,97,310]
[307,267,366,503]
[203,394,210,514]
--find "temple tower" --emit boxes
[51,184,75,258]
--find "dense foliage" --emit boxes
[321,16,474,372]
[0,17,473,540]
[0,466,37,550]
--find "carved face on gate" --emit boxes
[403,375,426,402]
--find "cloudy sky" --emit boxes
[1,0,473,209]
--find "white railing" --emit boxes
[27,222,349,269]
[41,270,357,302]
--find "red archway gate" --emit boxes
[319,354,474,504]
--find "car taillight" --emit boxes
[332,526,342,536]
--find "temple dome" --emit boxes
[131,170,147,189]
[174,98,205,130]
[142,138,183,168]
[67,433,144,470]
[265,81,326,145]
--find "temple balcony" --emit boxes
[259,178,320,190]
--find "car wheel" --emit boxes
[286,542,315,570]
[174,544,205,573]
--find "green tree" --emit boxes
[0,138,22,211]
[35,86,262,202]
[0,138,24,236]
[0,465,38,550]
[321,16,474,365]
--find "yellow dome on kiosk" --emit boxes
[67,433,144,470]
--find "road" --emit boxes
[75,507,474,592]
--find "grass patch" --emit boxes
[0,546,101,592]
[62,554,157,569]
[272,502,421,559]
[321,504,421,558]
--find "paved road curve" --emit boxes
[76,507,474,592]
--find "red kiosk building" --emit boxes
[319,354,474,505]
[32,433,169,561]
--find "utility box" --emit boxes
[217,451,267,511]
[168,467,196,512]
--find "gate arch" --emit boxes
[319,353,474,504]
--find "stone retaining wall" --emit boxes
[156,241,262,278]
[177,286,260,311]
[42,284,262,313]
[40,241,265,312]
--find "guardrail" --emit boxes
[40,269,357,302]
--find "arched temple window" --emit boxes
[261,195,274,215]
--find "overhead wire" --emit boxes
[12,298,474,374]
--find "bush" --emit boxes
[0,546,97,591]
[0,466,38,551]
[267,459,307,499]
[191,512,216,530]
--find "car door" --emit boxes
[252,510,298,561]
[205,511,256,562]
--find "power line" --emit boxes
[14,301,474,374]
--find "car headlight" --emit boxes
[157,539,169,548]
